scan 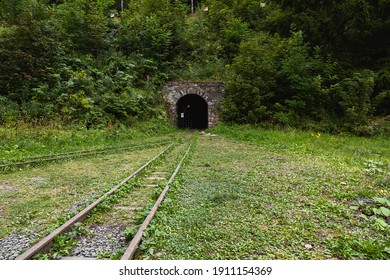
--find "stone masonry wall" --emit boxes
[163,81,224,128]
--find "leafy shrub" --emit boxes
[222,32,282,124]
[222,30,380,134]
[329,70,375,133]
[280,32,326,120]
[0,96,20,125]
[373,65,390,115]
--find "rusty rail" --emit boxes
[16,143,174,260]
[121,143,192,260]
[0,141,171,170]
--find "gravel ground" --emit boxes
[70,225,127,259]
[0,226,128,260]
[0,230,40,260]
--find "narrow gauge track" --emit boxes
[0,140,171,171]
[16,137,193,260]
[121,143,192,260]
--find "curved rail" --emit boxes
[121,143,192,260]
[16,142,174,260]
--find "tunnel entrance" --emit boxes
[177,94,208,129]
[164,81,224,128]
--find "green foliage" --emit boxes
[373,197,390,208]
[373,65,390,115]
[32,254,49,260]
[0,96,20,125]
[330,70,375,131]
[222,32,282,124]
[222,29,384,134]
[118,0,187,74]
[0,0,171,127]
[118,13,172,64]
[0,0,65,106]
[364,159,385,176]
[0,0,389,134]
[48,222,87,259]
[124,226,139,241]
[328,236,390,260]
[55,0,114,55]
[265,0,390,68]
[280,32,326,120]
[373,207,390,217]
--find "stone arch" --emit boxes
[163,82,224,128]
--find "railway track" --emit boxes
[0,140,171,171]
[15,136,194,260]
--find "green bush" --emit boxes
[0,96,20,125]
[222,32,282,124]
[329,70,375,133]
[222,30,381,134]
[1,1,389,134]
[373,66,390,115]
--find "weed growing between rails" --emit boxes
[134,129,389,259]
[132,135,198,260]
[0,142,174,248]
[14,141,175,260]
[31,179,142,260]
[133,179,185,260]
[19,134,194,260]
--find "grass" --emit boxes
[0,143,178,238]
[1,124,389,259]
[136,125,390,260]
[80,133,194,259]
[0,126,190,259]
[0,120,176,164]
[0,121,182,239]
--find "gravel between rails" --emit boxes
[0,230,40,260]
[69,225,127,259]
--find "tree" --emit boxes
[222,33,282,124]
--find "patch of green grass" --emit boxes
[136,126,389,260]
[328,235,390,259]
[8,196,53,227]
[0,121,177,165]
[211,124,390,164]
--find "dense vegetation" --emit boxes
[1,0,389,134]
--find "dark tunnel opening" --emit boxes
[177,94,208,129]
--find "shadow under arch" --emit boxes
[176,94,208,129]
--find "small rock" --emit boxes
[304,244,313,250]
